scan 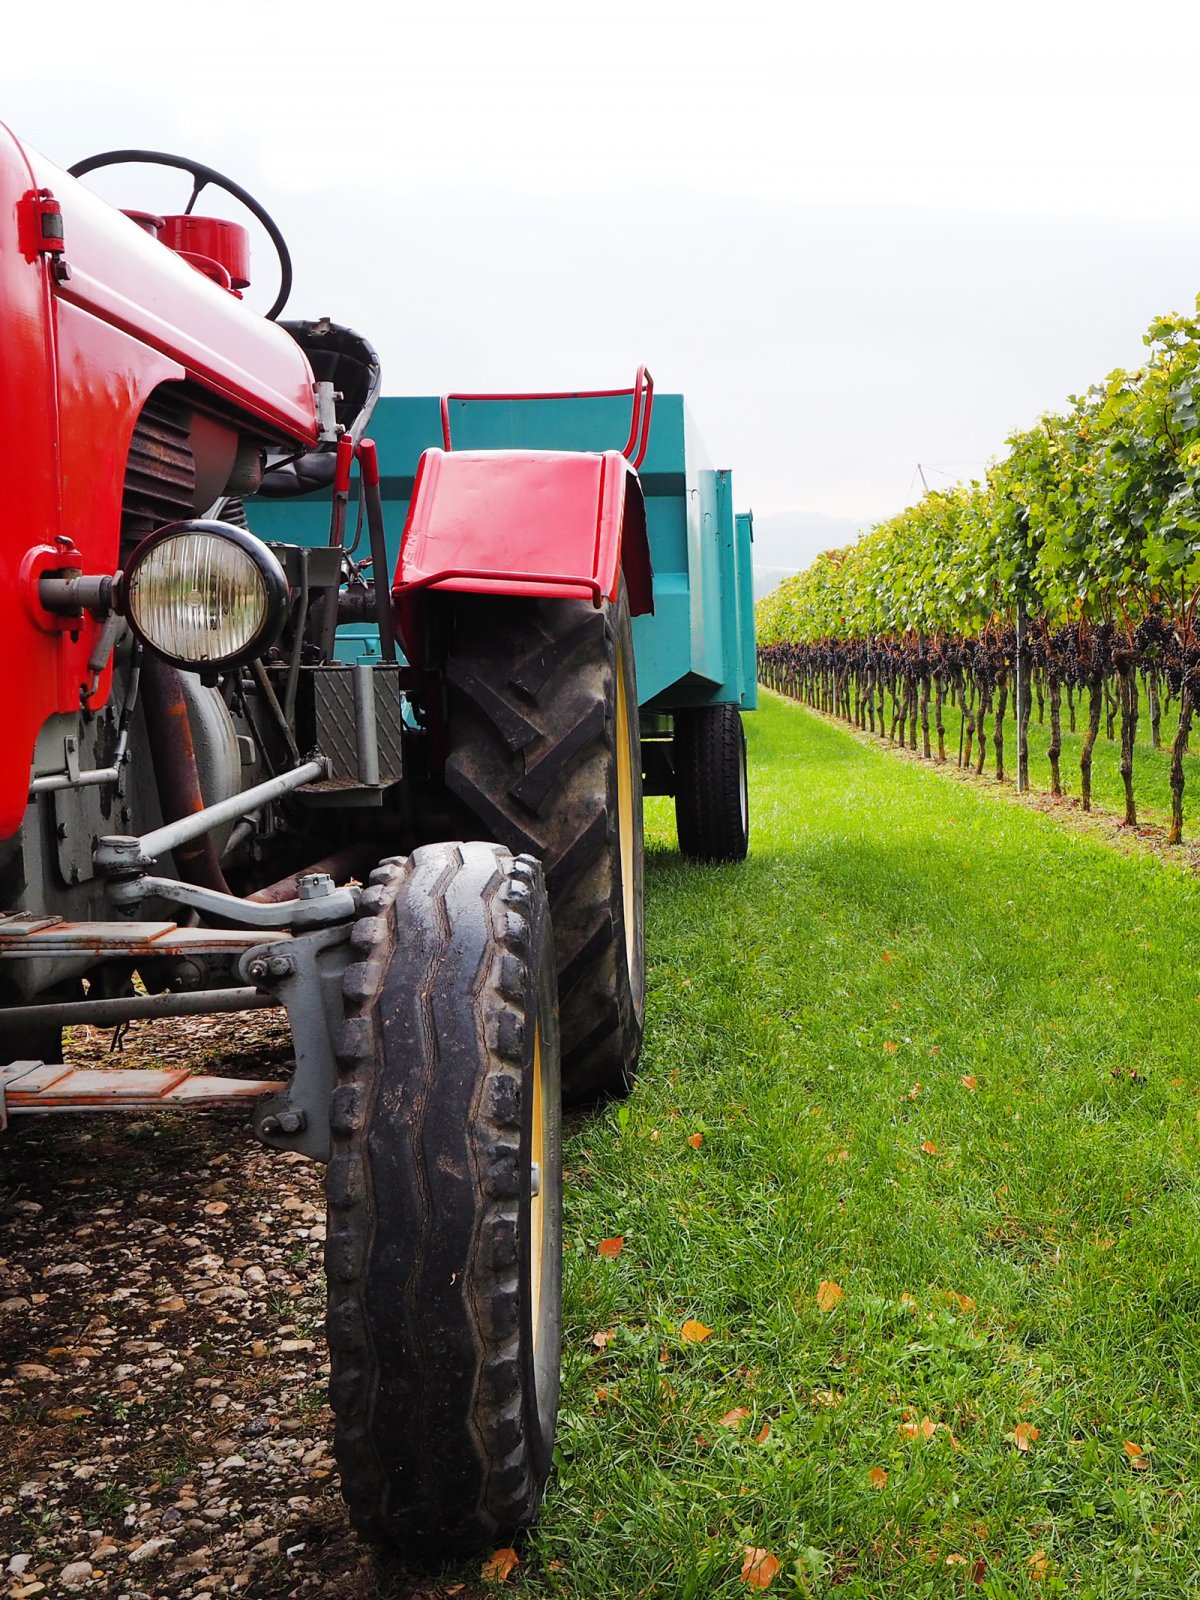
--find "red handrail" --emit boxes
[439,365,655,469]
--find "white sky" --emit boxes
[5,0,1200,566]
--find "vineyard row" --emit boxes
[757,627,1200,840]
[755,299,1200,840]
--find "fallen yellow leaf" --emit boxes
[754,1421,771,1444]
[868,1465,888,1490]
[718,1407,750,1428]
[741,1547,782,1589]
[961,1075,978,1091]
[591,1329,615,1349]
[1027,1549,1051,1581]
[1012,1422,1039,1452]
[816,1280,843,1312]
[922,1140,939,1156]
[681,1318,712,1343]
[482,1547,519,1583]
[687,1132,704,1148]
[597,1236,625,1259]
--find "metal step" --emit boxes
[0,921,291,959]
[0,1060,285,1128]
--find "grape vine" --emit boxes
[756,302,1200,841]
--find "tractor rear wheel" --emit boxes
[326,842,562,1554]
[440,587,644,1103]
[674,704,750,862]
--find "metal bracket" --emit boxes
[237,923,353,1161]
[29,733,121,797]
[0,1062,42,1132]
[106,870,359,931]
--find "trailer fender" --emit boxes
[392,449,652,650]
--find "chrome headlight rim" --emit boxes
[118,518,290,671]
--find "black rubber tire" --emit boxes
[326,841,563,1554]
[439,587,645,1104]
[674,704,750,863]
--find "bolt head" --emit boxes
[276,1109,307,1134]
[247,959,269,981]
[297,872,336,901]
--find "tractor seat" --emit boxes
[259,320,382,498]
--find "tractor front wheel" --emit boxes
[674,704,750,862]
[325,842,562,1554]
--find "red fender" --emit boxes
[392,449,653,650]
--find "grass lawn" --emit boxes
[514,689,1200,1599]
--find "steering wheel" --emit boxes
[67,149,293,321]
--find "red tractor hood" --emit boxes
[9,126,319,446]
[0,125,320,841]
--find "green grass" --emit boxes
[512,691,1200,1599]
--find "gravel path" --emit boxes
[0,1015,483,1600]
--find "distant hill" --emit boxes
[748,511,869,600]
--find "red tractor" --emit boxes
[0,130,650,1552]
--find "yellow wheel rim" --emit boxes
[615,649,636,976]
[530,1021,545,1351]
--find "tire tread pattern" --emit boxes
[675,704,750,863]
[326,841,554,1552]
[442,592,644,1101]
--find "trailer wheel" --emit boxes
[674,704,750,862]
[326,842,562,1554]
[440,587,644,1103]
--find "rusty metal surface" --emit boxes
[140,655,232,894]
[247,845,376,905]
[2,1063,285,1115]
[0,922,292,958]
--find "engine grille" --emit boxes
[121,394,195,544]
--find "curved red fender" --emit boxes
[392,448,653,631]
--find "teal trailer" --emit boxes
[247,380,756,860]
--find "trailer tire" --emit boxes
[674,704,750,862]
[440,587,644,1103]
[326,842,562,1555]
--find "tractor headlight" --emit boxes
[119,520,288,669]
